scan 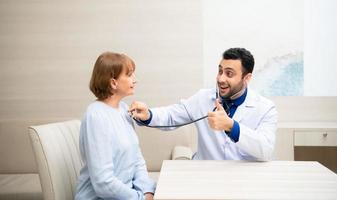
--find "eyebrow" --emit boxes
[218,65,234,71]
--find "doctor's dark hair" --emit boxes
[89,52,135,100]
[222,48,254,76]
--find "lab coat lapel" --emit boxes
[233,89,256,122]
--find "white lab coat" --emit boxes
[148,88,278,161]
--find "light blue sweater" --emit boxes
[75,101,156,200]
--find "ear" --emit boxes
[110,79,118,90]
[243,73,252,85]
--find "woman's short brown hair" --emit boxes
[89,52,135,100]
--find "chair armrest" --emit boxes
[172,146,193,160]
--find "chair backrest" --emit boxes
[29,120,82,200]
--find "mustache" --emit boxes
[217,82,230,87]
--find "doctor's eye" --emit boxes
[225,71,234,78]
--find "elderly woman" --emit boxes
[75,52,155,200]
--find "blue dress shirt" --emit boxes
[223,88,248,142]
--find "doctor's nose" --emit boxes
[217,73,227,82]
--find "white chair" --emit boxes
[29,120,82,200]
[28,119,194,199]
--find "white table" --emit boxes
[154,160,337,200]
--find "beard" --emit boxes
[218,79,246,99]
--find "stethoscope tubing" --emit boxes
[133,86,233,128]
[132,107,217,128]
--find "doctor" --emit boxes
[130,48,278,161]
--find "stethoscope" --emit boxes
[132,85,231,128]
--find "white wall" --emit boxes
[202,0,337,96]
[304,0,337,96]
[0,0,202,173]
[202,0,303,88]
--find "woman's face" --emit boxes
[114,66,137,97]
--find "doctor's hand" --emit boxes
[208,99,234,132]
[129,101,151,121]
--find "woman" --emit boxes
[75,52,155,200]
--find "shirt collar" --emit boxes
[221,87,248,107]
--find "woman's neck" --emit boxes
[102,95,122,108]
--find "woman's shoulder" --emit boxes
[86,101,105,113]
[119,101,129,112]
[84,101,129,117]
[83,101,115,119]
